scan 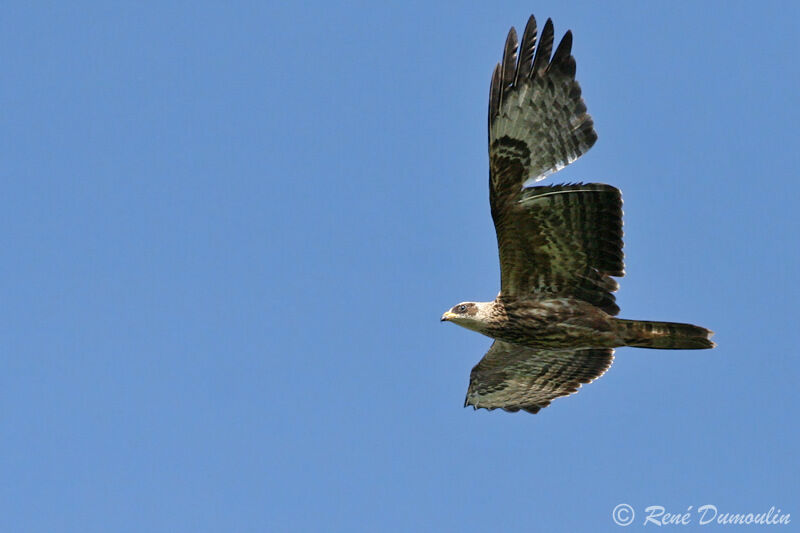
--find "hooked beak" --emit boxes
[441,311,456,322]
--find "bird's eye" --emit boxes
[458,305,467,312]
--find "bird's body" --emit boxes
[450,297,619,349]
[441,15,714,414]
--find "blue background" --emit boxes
[2,1,798,531]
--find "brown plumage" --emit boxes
[441,14,715,415]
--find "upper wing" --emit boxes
[498,183,624,314]
[465,341,614,414]
[488,16,623,311]
[488,16,596,196]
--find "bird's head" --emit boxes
[441,301,492,332]
[441,302,478,322]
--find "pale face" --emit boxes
[441,301,492,333]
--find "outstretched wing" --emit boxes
[501,183,624,314]
[489,16,595,190]
[488,16,623,312]
[465,341,614,414]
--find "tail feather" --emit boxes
[615,318,715,350]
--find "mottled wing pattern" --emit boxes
[488,16,596,196]
[488,17,623,311]
[504,183,624,314]
[465,341,614,414]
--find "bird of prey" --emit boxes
[441,15,714,414]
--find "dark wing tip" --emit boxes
[488,15,597,187]
[488,62,502,128]
[557,29,573,54]
[531,18,555,76]
[515,15,538,84]
[499,26,519,100]
[549,30,575,77]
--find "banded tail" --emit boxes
[615,318,715,350]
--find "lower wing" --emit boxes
[465,341,613,414]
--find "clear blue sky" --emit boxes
[2,1,798,531]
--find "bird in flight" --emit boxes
[442,15,714,414]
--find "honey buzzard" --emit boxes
[441,15,714,414]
